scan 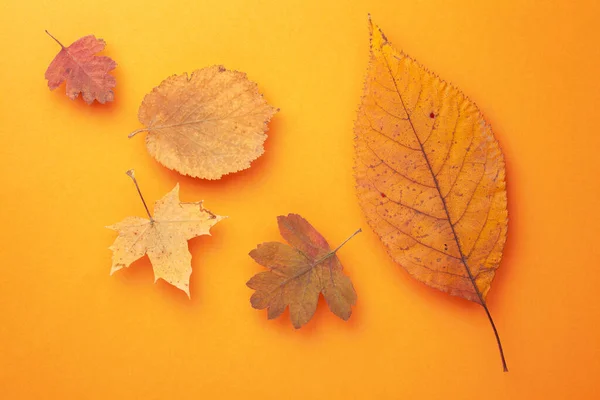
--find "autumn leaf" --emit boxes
[247,214,360,329]
[107,170,225,297]
[44,31,117,104]
[354,17,509,370]
[128,66,278,180]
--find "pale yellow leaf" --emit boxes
[107,181,225,297]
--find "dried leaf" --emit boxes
[129,66,278,180]
[44,31,116,104]
[107,170,225,297]
[354,18,509,370]
[247,214,360,329]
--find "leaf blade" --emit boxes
[107,183,225,298]
[355,20,508,303]
[354,18,509,370]
[133,66,278,179]
[44,33,117,104]
[247,215,358,328]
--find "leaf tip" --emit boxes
[291,320,302,329]
[110,264,123,275]
[277,213,302,224]
[367,16,388,47]
[248,246,260,261]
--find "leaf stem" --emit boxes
[126,170,153,222]
[315,228,362,264]
[128,128,148,138]
[331,228,362,254]
[481,303,508,372]
[45,30,65,48]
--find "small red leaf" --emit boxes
[44,31,117,104]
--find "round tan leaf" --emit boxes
[131,66,278,179]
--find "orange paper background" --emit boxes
[1,0,599,398]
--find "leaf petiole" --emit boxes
[44,30,65,48]
[128,129,148,138]
[315,228,362,264]
[126,170,154,222]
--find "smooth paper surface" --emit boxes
[0,0,599,398]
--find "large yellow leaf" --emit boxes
[129,66,278,180]
[354,18,508,370]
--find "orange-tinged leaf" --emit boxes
[44,31,116,104]
[247,214,360,329]
[354,18,509,370]
[107,170,225,297]
[129,66,278,180]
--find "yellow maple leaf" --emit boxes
[107,170,225,297]
[129,66,278,180]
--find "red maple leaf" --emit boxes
[44,31,117,104]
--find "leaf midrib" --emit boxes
[273,249,335,289]
[379,46,486,306]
